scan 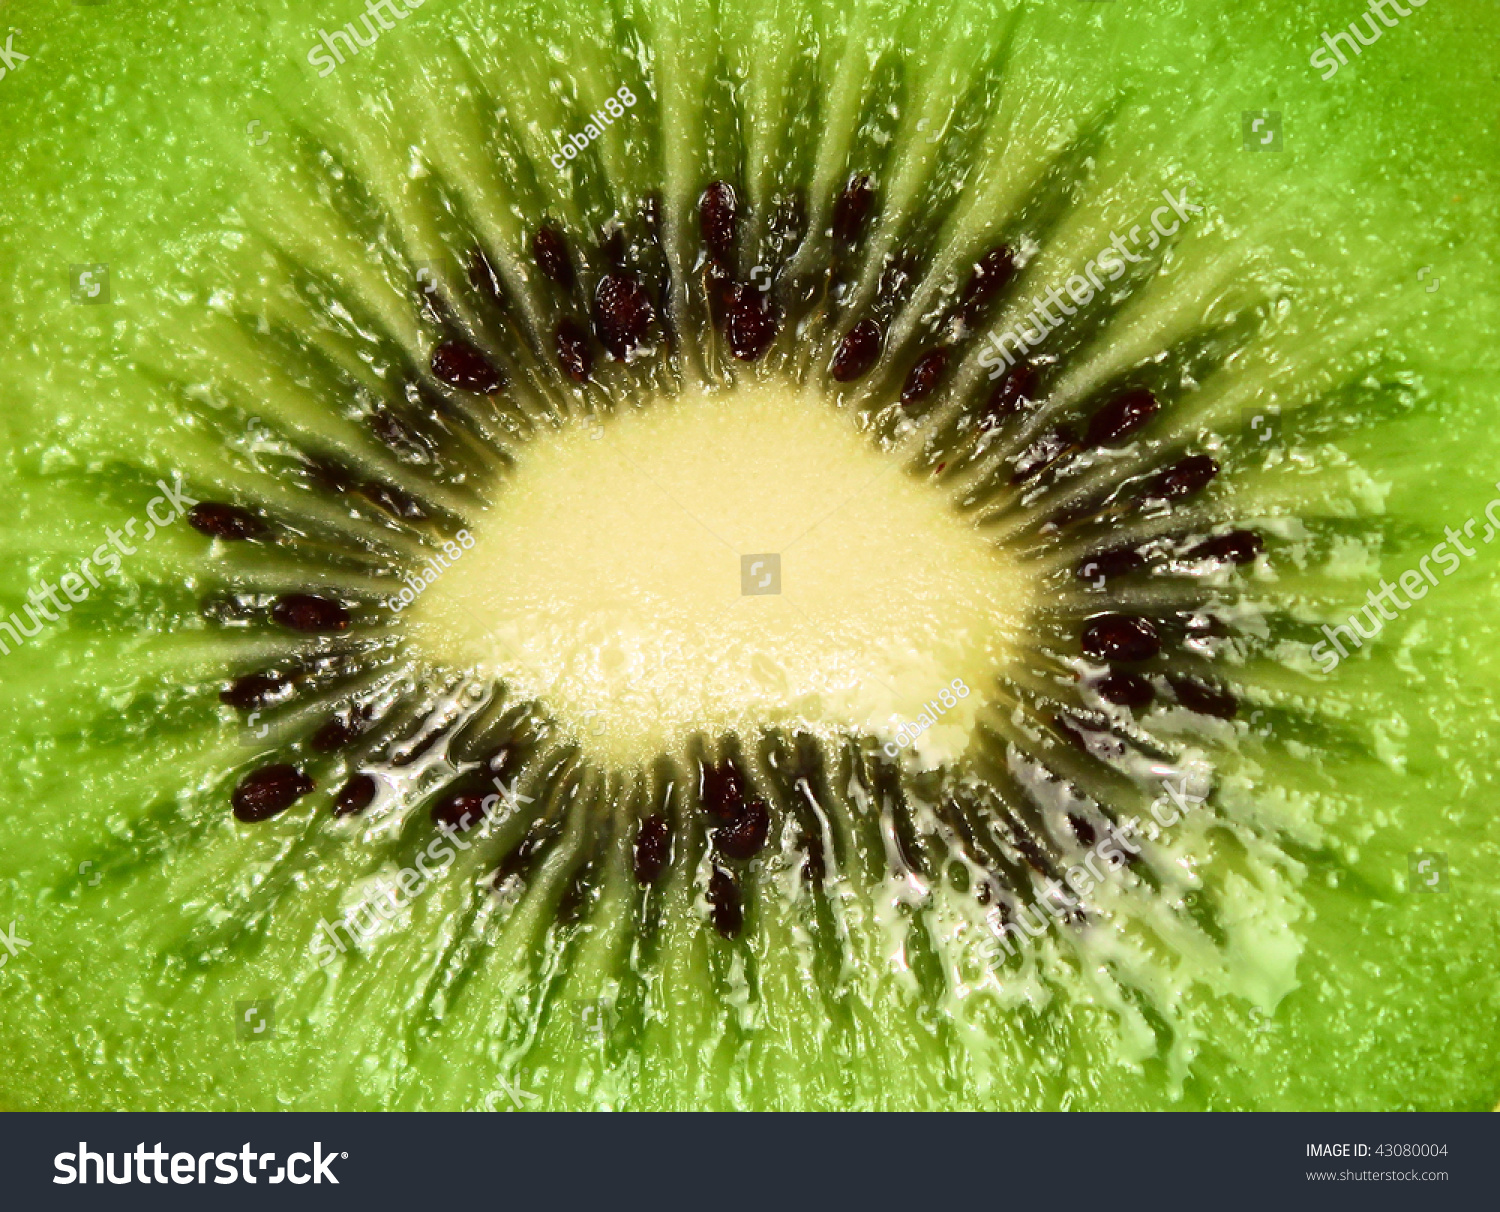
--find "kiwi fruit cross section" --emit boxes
[3,0,1497,1111]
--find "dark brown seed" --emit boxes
[432,791,489,833]
[468,247,507,310]
[959,246,1016,325]
[532,226,574,290]
[431,339,503,394]
[1169,676,1238,719]
[830,319,882,382]
[699,180,737,263]
[1096,671,1156,709]
[1011,427,1077,482]
[271,594,349,634]
[360,480,427,521]
[633,814,671,884]
[900,349,949,407]
[1012,830,1050,872]
[311,713,365,753]
[832,175,874,247]
[1191,529,1263,565]
[982,361,1036,427]
[701,760,747,822]
[221,670,294,710]
[304,457,359,494]
[1081,614,1160,663]
[334,772,378,817]
[801,832,826,885]
[725,285,777,361]
[707,867,743,938]
[188,502,265,541]
[1147,454,1218,502]
[232,764,313,822]
[593,273,654,359]
[1085,388,1159,448]
[1077,546,1145,583]
[554,317,593,382]
[714,799,770,860]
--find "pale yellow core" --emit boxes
[406,380,1029,769]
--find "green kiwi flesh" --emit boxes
[0,0,1498,1111]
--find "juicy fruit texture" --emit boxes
[0,0,1497,1112]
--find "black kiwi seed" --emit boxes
[304,456,360,494]
[983,360,1036,426]
[555,318,594,382]
[1077,546,1145,583]
[1095,670,1156,709]
[700,759,747,822]
[232,763,313,823]
[1085,388,1159,448]
[1169,675,1239,719]
[714,799,769,860]
[593,273,654,359]
[724,284,777,362]
[832,174,874,246]
[699,180,737,263]
[188,502,265,540]
[1081,613,1161,662]
[431,791,489,833]
[532,226,575,290]
[430,339,503,394]
[901,348,949,407]
[958,246,1015,325]
[633,814,671,884]
[220,670,294,710]
[1148,454,1219,502]
[334,773,378,818]
[311,713,365,753]
[707,867,743,938]
[1191,529,1263,565]
[270,594,350,634]
[830,319,883,381]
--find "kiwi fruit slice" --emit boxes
[2,0,1497,1111]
